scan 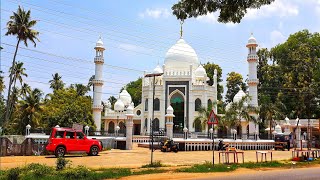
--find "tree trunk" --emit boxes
[4,39,20,124]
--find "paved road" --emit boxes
[196,167,320,180]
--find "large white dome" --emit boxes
[164,38,199,70]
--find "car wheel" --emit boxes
[55,146,66,157]
[90,146,99,156]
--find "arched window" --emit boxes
[195,98,201,111]
[208,99,212,110]
[152,118,159,131]
[153,98,160,111]
[145,99,148,111]
[108,121,115,133]
[119,121,126,134]
[194,119,202,132]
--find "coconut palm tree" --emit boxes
[260,100,285,139]
[71,83,89,96]
[194,106,211,133]
[20,88,43,128]
[10,62,27,87]
[49,73,64,91]
[7,62,27,118]
[0,71,5,93]
[87,75,95,91]
[5,6,39,123]
[224,95,258,138]
[20,83,31,98]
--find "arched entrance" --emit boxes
[170,92,184,133]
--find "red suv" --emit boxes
[46,127,102,157]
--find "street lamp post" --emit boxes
[145,72,163,165]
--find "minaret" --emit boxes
[92,37,105,131]
[246,33,259,107]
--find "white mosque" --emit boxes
[91,31,260,137]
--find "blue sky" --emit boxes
[1,0,320,101]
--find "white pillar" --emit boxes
[165,105,175,139]
[125,105,134,150]
[92,37,105,131]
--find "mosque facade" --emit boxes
[92,32,259,137]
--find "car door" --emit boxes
[65,131,77,152]
[75,131,87,152]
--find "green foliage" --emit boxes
[141,161,164,168]
[56,157,70,171]
[60,165,90,179]
[5,5,39,124]
[0,71,4,92]
[257,29,320,119]
[172,0,275,23]
[239,161,283,168]
[223,95,258,129]
[49,73,65,91]
[6,167,20,180]
[107,96,117,110]
[203,62,223,101]
[25,163,54,178]
[225,72,246,103]
[121,78,142,106]
[42,88,95,130]
[132,169,166,175]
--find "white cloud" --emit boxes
[196,12,237,27]
[196,13,218,24]
[139,8,170,19]
[270,30,286,47]
[244,0,299,20]
[118,43,151,53]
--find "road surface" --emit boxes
[195,167,320,180]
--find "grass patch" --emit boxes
[141,161,165,168]
[133,169,167,175]
[177,161,237,173]
[238,161,285,169]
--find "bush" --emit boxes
[25,163,53,177]
[6,167,20,180]
[61,166,91,179]
[56,157,70,171]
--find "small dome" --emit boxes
[104,101,111,108]
[233,90,246,103]
[164,38,199,70]
[275,125,282,134]
[166,105,174,115]
[114,98,125,111]
[195,64,207,77]
[247,33,257,45]
[126,104,134,114]
[153,65,163,74]
[119,89,132,107]
[95,37,104,49]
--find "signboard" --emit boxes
[207,109,219,125]
[72,123,83,131]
